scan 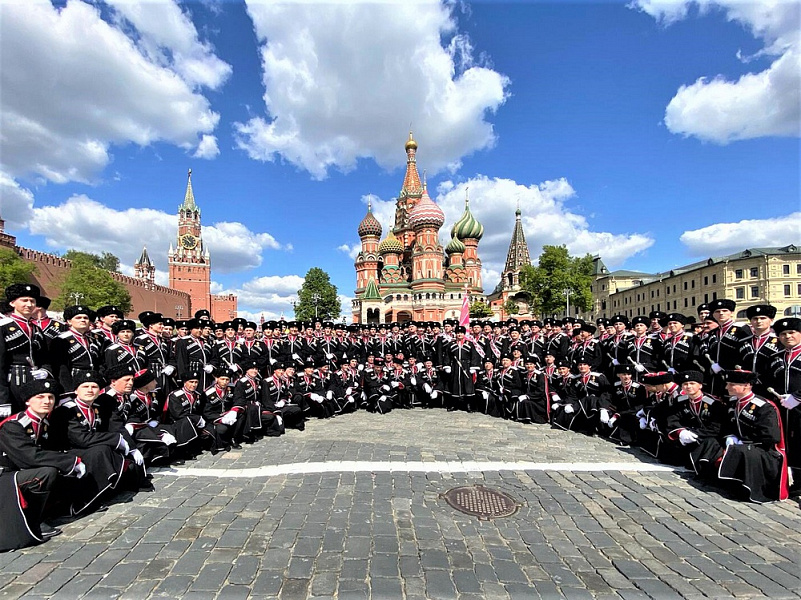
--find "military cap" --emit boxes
[162,317,176,328]
[615,364,635,375]
[139,311,163,327]
[649,311,666,320]
[611,314,629,326]
[746,304,776,319]
[5,283,39,302]
[20,378,59,400]
[723,370,758,385]
[455,325,467,334]
[106,363,136,381]
[642,372,674,386]
[194,309,211,320]
[774,318,801,334]
[675,370,704,384]
[709,298,736,313]
[133,369,156,388]
[36,296,52,310]
[232,317,248,328]
[696,303,709,315]
[580,322,596,334]
[666,312,688,325]
[181,369,202,382]
[212,322,224,331]
[75,371,105,387]
[244,321,257,330]
[185,319,201,330]
[64,305,95,321]
[96,305,124,319]
[111,319,137,334]
[632,316,649,327]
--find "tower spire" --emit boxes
[181,168,197,212]
[501,205,531,291]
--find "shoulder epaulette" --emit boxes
[750,397,766,407]
[0,316,13,326]
[174,390,186,397]
[17,414,32,426]
[58,331,72,339]
[61,400,77,408]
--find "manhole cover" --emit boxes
[441,485,519,520]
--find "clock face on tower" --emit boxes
[181,233,198,250]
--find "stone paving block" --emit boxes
[217,584,251,600]
[426,569,457,599]
[251,570,284,595]
[189,562,232,591]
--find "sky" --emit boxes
[1,0,799,322]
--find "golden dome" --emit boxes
[405,131,418,151]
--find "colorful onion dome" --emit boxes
[405,131,418,152]
[408,183,444,230]
[357,201,382,238]
[451,189,484,241]
[378,231,404,255]
[445,235,466,255]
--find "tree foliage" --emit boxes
[503,298,519,316]
[295,267,340,321]
[469,300,493,318]
[519,245,593,317]
[63,250,120,272]
[53,251,132,312]
[0,248,37,290]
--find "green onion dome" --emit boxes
[378,231,404,255]
[445,235,466,255]
[451,191,484,241]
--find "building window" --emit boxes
[785,285,791,297]
[673,300,677,309]
[783,264,790,275]
[673,285,676,293]
[691,280,695,289]
[712,292,717,300]
[735,269,743,279]
[683,282,688,291]
[666,287,669,296]
[712,274,717,283]
[684,298,688,308]
[797,264,801,274]
[691,296,696,306]
[751,286,759,298]
[750,267,759,278]
[602,285,605,291]
[656,289,659,297]
[703,276,708,285]
[601,300,606,310]
[656,303,660,311]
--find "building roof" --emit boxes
[136,246,153,267]
[180,169,198,212]
[502,207,531,275]
[451,188,484,241]
[363,277,382,300]
[358,201,382,238]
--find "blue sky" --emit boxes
[1,0,798,320]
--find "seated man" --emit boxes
[665,371,728,477]
[0,380,85,527]
[718,370,789,503]
[608,364,649,446]
[200,368,245,452]
[516,357,549,424]
[474,357,501,418]
[120,369,175,466]
[165,370,208,456]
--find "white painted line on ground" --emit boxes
[151,460,687,479]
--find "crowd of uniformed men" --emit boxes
[1,282,799,550]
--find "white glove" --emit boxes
[204,364,214,373]
[391,381,400,388]
[74,462,87,478]
[564,405,575,414]
[123,423,135,436]
[275,400,285,408]
[326,390,333,400]
[551,403,561,410]
[381,385,391,392]
[551,393,561,402]
[31,369,50,380]
[443,366,452,373]
[612,359,619,366]
[470,367,479,373]
[482,391,489,400]
[423,383,433,394]
[117,436,131,454]
[379,395,387,403]
[196,417,206,428]
[346,387,353,396]
[635,408,646,419]
[292,353,300,360]
[667,367,676,374]
[679,430,699,445]
[634,363,646,373]
[311,393,323,403]
[160,432,177,445]
[608,415,618,427]
[148,420,159,428]
[600,409,610,424]
[648,418,659,431]
[710,362,723,374]
[639,417,648,429]
[725,435,742,447]
[431,391,439,399]
[270,358,277,365]
[130,449,144,466]
[0,404,11,418]
[781,394,801,410]
[357,364,364,372]
[326,353,333,360]
[518,395,528,402]
[163,365,175,376]
[276,415,283,427]
[221,411,238,426]
[409,377,416,386]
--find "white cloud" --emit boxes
[337,243,361,261]
[236,0,510,179]
[0,173,35,229]
[216,274,305,320]
[680,212,801,255]
[105,0,232,90]
[193,135,220,159]
[0,0,227,187]
[26,194,287,274]
[631,0,801,143]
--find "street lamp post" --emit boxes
[175,304,184,318]
[69,292,84,305]
[312,293,321,319]
[564,288,571,318]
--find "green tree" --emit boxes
[519,245,593,317]
[63,249,121,272]
[53,252,132,312]
[295,267,340,321]
[0,248,37,290]
[503,298,519,316]
[469,299,493,318]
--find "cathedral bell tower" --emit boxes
[168,169,211,316]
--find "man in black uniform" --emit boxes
[51,305,104,393]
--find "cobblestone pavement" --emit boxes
[1,409,800,599]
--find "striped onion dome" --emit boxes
[357,202,382,238]
[378,231,404,255]
[445,235,466,255]
[408,184,444,230]
[451,189,484,241]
